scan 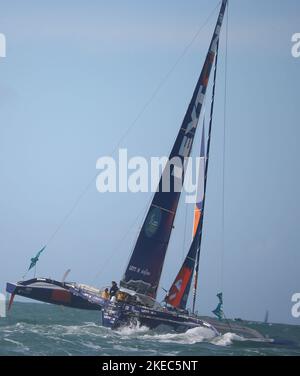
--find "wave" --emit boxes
[115,321,149,336]
[212,332,245,346]
[0,305,291,356]
[3,337,30,350]
[142,326,217,345]
[141,327,268,347]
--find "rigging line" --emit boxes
[108,0,222,160]
[221,0,229,293]
[223,312,233,332]
[91,194,153,283]
[41,0,222,250]
[120,191,155,280]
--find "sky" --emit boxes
[0,0,300,325]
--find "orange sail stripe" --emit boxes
[166,267,193,308]
[192,208,202,238]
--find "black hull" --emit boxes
[6,279,101,311]
[100,304,266,339]
[66,286,267,338]
[69,284,219,332]
[100,301,219,334]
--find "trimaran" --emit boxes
[6,0,264,339]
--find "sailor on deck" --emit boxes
[116,291,127,302]
[109,281,119,300]
[101,288,109,300]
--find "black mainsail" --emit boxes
[121,0,228,299]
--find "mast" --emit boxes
[191,37,221,314]
[121,0,228,299]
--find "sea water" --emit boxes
[0,302,299,356]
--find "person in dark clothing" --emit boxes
[109,281,119,298]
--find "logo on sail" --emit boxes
[144,207,162,238]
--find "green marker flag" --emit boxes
[212,292,224,320]
[28,246,46,271]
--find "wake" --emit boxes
[115,322,268,347]
[114,322,244,346]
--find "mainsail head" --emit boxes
[120,0,228,299]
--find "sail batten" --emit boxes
[121,0,228,299]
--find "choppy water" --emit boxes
[0,302,300,356]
